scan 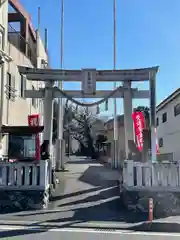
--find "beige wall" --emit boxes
[106,125,125,159]
[4,42,40,126]
[0,4,48,154]
[0,1,9,154]
[37,33,48,62]
[36,30,48,127]
[0,2,51,157]
[0,0,8,36]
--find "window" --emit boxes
[6,73,11,99]
[8,134,36,160]
[11,75,15,90]
[6,73,16,100]
[162,112,167,123]
[32,85,36,108]
[20,75,26,98]
[174,103,180,117]
[158,138,163,148]
[156,117,159,126]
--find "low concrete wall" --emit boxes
[120,184,180,218]
[0,190,49,213]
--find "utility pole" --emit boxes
[56,0,64,171]
[113,0,118,169]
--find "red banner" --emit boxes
[155,128,160,154]
[132,111,145,151]
[132,111,159,154]
[28,114,40,161]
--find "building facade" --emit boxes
[104,88,180,162]
[0,0,48,155]
[105,115,126,161]
[156,88,180,161]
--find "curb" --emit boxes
[128,221,180,233]
[68,221,180,233]
[0,220,179,233]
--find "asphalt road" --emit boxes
[0,228,180,240]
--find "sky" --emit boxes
[17,0,180,117]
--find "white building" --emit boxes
[104,88,180,162]
[156,88,180,161]
[0,0,48,155]
[105,115,126,160]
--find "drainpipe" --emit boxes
[0,64,4,139]
[0,51,12,137]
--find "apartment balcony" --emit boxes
[8,24,37,67]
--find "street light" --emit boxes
[56,0,64,171]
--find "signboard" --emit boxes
[28,114,40,160]
[81,69,96,95]
[132,111,145,152]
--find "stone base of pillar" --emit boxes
[0,190,49,212]
[55,139,67,172]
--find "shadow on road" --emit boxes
[46,185,147,224]
[78,165,119,187]
[0,229,47,238]
[51,186,103,202]
[67,160,97,164]
[57,186,119,208]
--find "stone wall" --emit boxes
[120,184,180,218]
[0,190,49,213]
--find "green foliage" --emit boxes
[96,134,107,144]
[134,106,150,119]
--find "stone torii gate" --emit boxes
[18,65,159,169]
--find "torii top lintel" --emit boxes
[18,66,159,82]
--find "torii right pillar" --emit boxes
[149,72,157,162]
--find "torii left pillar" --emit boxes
[43,81,54,156]
[123,81,134,160]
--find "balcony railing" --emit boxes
[8,24,37,67]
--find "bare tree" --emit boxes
[53,100,98,157]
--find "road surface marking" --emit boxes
[46,228,180,236]
[0,225,180,236]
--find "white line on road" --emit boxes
[0,225,180,237]
[46,228,180,236]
